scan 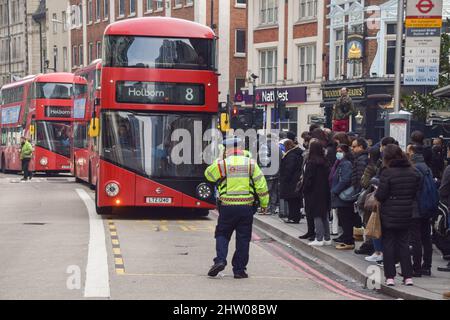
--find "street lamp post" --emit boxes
[250,73,258,129]
[393,0,405,112]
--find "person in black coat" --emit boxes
[279,139,303,223]
[375,144,420,286]
[303,140,331,246]
[410,130,433,168]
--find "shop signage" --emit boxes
[322,86,365,101]
[234,86,307,105]
[346,33,364,60]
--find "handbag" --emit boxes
[338,185,360,202]
[364,190,378,212]
[364,206,382,239]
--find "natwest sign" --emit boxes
[234,86,307,105]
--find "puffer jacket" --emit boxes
[375,158,420,229]
[351,150,369,190]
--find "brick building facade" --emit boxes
[238,0,326,137]
[69,0,248,106]
[322,0,450,141]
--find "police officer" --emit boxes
[205,137,269,279]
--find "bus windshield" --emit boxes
[104,35,215,70]
[35,82,72,99]
[101,111,217,178]
[36,121,71,158]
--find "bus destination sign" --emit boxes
[45,106,72,118]
[116,81,205,106]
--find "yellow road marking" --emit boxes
[113,248,121,255]
[110,231,117,236]
[114,258,124,265]
[179,225,189,231]
[112,239,119,245]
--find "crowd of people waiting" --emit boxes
[258,126,450,288]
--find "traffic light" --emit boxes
[232,106,239,117]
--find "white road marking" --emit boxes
[76,188,110,298]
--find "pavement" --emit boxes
[253,212,450,300]
[0,173,391,300]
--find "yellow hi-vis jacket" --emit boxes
[205,152,269,207]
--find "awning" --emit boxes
[433,85,450,98]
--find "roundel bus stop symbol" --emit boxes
[416,0,434,14]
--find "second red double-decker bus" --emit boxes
[0,73,81,174]
[91,17,218,215]
[71,59,102,185]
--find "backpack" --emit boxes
[416,165,439,218]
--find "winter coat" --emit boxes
[361,163,377,190]
[279,146,303,200]
[303,160,331,218]
[325,142,337,167]
[330,158,353,208]
[20,141,33,160]
[439,165,450,206]
[431,145,445,179]
[410,154,427,219]
[351,150,369,190]
[333,95,355,120]
[375,158,420,229]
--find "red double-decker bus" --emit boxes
[71,59,102,185]
[92,17,218,215]
[0,73,80,174]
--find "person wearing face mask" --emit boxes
[329,144,355,250]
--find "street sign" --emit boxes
[404,0,442,86]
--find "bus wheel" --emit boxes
[95,187,112,215]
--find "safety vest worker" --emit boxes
[205,137,269,279]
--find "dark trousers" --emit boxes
[410,218,433,271]
[214,205,255,274]
[337,206,357,245]
[22,158,31,180]
[382,227,413,279]
[266,178,279,211]
[286,198,301,222]
[305,209,315,236]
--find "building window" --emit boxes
[175,0,183,6]
[104,0,109,19]
[87,0,93,23]
[145,0,152,12]
[235,29,246,55]
[88,43,93,63]
[299,44,316,82]
[96,0,101,21]
[63,47,68,72]
[79,45,83,66]
[259,0,278,25]
[385,23,399,76]
[97,41,102,59]
[156,0,164,10]
[119,0,125,16]
[62,11,67,31]
[72,45,77,67]
[334,29,344,79]
[259,49,277,85]
[236,0,247,4]
[79,4,83,25]
[130,0,136,15]
[52,13,58,33]
[235,78,245,94]
[186,0,193,5]
[299,0,317,20]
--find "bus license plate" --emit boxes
[146,197,172,204]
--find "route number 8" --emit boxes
[186,88,194,101]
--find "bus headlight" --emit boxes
[196,183,212,199]
[105,182,120,197]
[40,157,48,166]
